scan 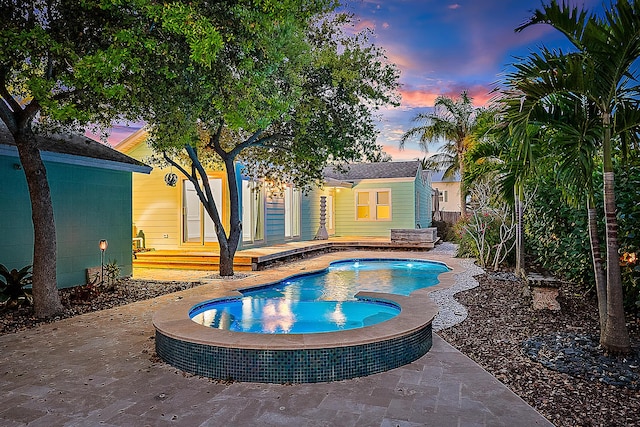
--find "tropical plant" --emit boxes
[0,264,33,308]
[503,0,640,352]
[401,91,494,217]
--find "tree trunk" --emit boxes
[514,186,525,278]
[221,158,242,277]
[218,241,235,277]
[601,171,630,352]
[458,157,467,217]
[587,200,607,335]
[14,131,64,318]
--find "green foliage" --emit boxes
[104,259,121,290]
[611,164,640,308]
[524,164,640,310]
[523,176,594,285]
[0,264,33,308]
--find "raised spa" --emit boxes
[154,258,452,383]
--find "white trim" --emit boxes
[354,188,392,222]
[348,177,414,184]
[0,144,152,174]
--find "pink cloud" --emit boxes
[448,4,461,10]
[354,19,376,32]
[381,145,427,161]
[399,84,492,108]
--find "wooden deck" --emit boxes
[133,236,440,271]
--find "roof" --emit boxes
[114,127,149,154]
[323,161,421,181]
[430,170,460,183]
[0,122,152,174]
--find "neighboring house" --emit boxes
[429,170,461,214]
[0,123,151,288]
[115,129,310,252]
[320,161,432,237]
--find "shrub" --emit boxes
[0,264,33,308]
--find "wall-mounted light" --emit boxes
[99,240,108,284]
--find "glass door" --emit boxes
[182,178,223,244]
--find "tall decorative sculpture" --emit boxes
[314,196,329,240]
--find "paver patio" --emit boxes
[0,251,553,426]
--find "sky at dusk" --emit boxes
[97,0,603,161]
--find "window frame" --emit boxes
[354,188,392,222]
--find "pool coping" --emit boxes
[152,256,463,351]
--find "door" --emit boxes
[182,178,223,244]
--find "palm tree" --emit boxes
[401,91,490,217]
[505,0,640,352]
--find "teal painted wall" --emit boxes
[415,173,433,229]
[333,180,416,237]
[0,154,133,288]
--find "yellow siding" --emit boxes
[127,142,228,250]
[129,143,181,250]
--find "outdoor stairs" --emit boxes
[133,250,254,271]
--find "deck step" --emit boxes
[134,251,253,271]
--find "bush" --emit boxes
[0,264,33,308]
[524,163,640,311]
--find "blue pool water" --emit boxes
[190,259,449,334]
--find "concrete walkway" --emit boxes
[0,251,553,426]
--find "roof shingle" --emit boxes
[323,161,420,180]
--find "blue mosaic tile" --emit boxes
[155,324,432,383]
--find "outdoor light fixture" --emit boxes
[99,240,108,284]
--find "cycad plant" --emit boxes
[0,264,33,308]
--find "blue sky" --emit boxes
[345,0,602,160]
[99,0,602,160]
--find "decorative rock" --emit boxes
[522,332,640,390]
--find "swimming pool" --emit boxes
[190,259,449,334]
[153,257,455,383]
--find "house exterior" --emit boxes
[318,161,432,237]
[0,124,151,288]
[115,129,312,252]
[116,129,434,253]
[430,170,462,214]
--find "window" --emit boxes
[355,189,391,221]
[437,189,448,203]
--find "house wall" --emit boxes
[0,154,133,288]
[333,179,416,237]
[127,142,182,250]
[125,141,293,251]
[415,173,433,229]
[432,181,461,213]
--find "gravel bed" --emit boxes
[0,279,204,335]
[439,270,640,426]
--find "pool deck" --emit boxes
[0,250,553,426]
